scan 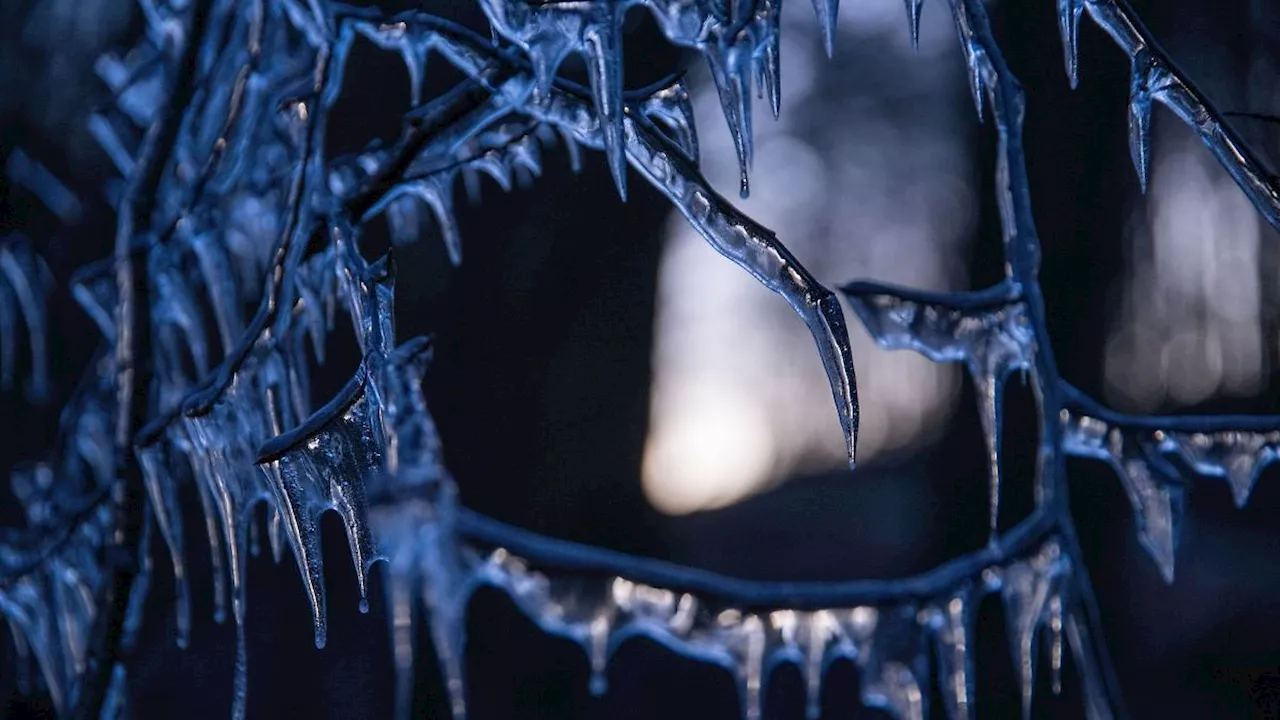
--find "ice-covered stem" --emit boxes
[342,11,859,462]
[457,505,1056,608]
[1061,0,1280,225]
[526,78,860,464]
[75,1,216,716]
[1060,381,1280,581]
[947,1,1125,715]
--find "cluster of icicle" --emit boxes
[3,0,1280,718]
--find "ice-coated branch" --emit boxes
[1060,381,1280,581]
[833,1,1129,715]
[336,10,860,464]
[6,0,1280,718]
[74,0,217,715]
[1059,0,1280,227]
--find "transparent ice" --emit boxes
[2,0,1280,718]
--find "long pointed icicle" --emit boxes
[137,443,192,647]
[1053,384,1280,582]
[581,8,628,199]
[1056,0,1084,88]
[1060,408,1183,583]
[811,0,840,58]
[706,40,756,199]
[1000,541,1070,720]
[1127,50,1154,192]
[905,0,925,51]
[842,281,1033,535]
[929,585,976,720]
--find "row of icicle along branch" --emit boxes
[1,0,1280,718]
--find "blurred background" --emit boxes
[2,0,1279,717]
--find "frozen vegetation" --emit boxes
[2,0,1280,718]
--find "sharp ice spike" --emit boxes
[905,0,924,50]
[581,12,627,199]
[1128,53,1153,193]
[1057,0,1083,88]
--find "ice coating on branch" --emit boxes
[13,0,1280,716]
[1060,383,1280,581]
[476,0,786,199]
[843,281,1033,537]
[0,351,116,713]
[1077,0,1280,227]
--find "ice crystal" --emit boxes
[3,0,1280,718]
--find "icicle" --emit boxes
[929,587,975,720]
[409,177,463,266]
[588,613,612,696]
[87,114,137,176]
[473,150,514,191]
[857,604,927,720]
[705,41,755,198]
[1048,593,1063,695]
[1063,611,1115,720]
[842,282,1032,522]
[192,460,229,624]
[972,367,1008,539]
[810,0,839,57]
[738,613,766,720]
[963,40,986,122]
[1060,411,1184,583]
[905,0,924,51]
[192,233,245,352]
[558,127,583,173]
[581,7,627,198]
[1125,459,1183,584]
[509,134,544,177]
[380,557,416,720]
[1056,0,1084,88]
[1168,430,1278,508]
[803,611,833,720]
[231,603,248,720]
[1128,51,1153,192]
[257,376,384,647]
[0,241,51,401]
[999,541,1070,719]
[762,34,782,120]
[248,515,262,558]
[137,443,191,647]
[101,663,130,720]
[5,149,83,224]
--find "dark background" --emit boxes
[2,0,1280,718]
